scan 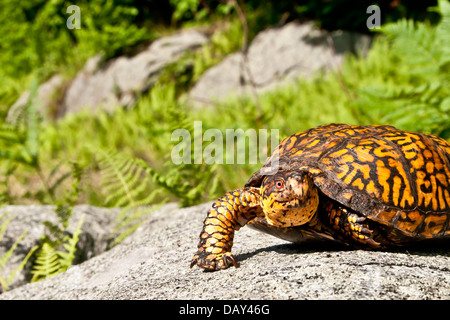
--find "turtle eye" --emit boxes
[275,180,284,189]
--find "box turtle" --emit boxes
[190,123,450,271]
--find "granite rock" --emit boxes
[2,202,450,300]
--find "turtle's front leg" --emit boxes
[190,187,262,271]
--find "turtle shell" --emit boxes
[246,123,450,239]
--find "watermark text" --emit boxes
[171,121,279,171]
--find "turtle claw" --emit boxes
[190,251,238,271]
[347,213,381,248]
[365,237,381,249]
[224,253,238,268]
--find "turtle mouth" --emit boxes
[275,198,291,203]
[270,196,296,204]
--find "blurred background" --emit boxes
[0,0,449,288]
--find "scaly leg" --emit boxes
[190,187,263,271]
[324,200,380,248]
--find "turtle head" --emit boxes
[260,171,319,227]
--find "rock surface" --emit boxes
[60,29,208,116]
[2,202,450,300]
[7,75,65,122]
[7,29,208,119]
[188,22,371,106]
[0,205,120,291]
[7,22,370,117]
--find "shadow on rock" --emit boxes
[234,239,450,267]
[234,241,349,264]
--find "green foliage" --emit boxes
[76,1,151,59]
[28,1,449,209]
[0,81,75,204]
[30,159,85,282]
[96,149,161,208]
[348,0,450,138]
[95,149,166,246]
[170,0,233,22]
[293,0,440,33]
[170,0,440,33]
[0,80,40,167]
[54,213,85,271]
[3,2,449,210]
[159,18,243,92]
[30,243,60,283]
[0,0,150,76]
[0,0,153,117]
[0,0,447,293]
[140,84,223,206]
[170,0,202,21]
[0,212,38,291]
[0,0,448,289]
[0,81,42,203]
[151,161,222,207]
[0,83,53,286]
[0,0,440,117]
[31,214,84,283]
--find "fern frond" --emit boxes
[0,212,37,292]
[108,207,152,248]
[96,149,163,208]
[353,2,450,138]
[31,213,84,283]
[0,231,28,270]
[0,213,26,274]
[93,149,166,245]
[3,245,38,291]
[436,0,450,62]
[57,213,85,271]
[381,19,440,75]
[0,211,12,242]
[30,242,61,282]
[0,79,41,166]
[41,205,74,247]
[97,149,138,207]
